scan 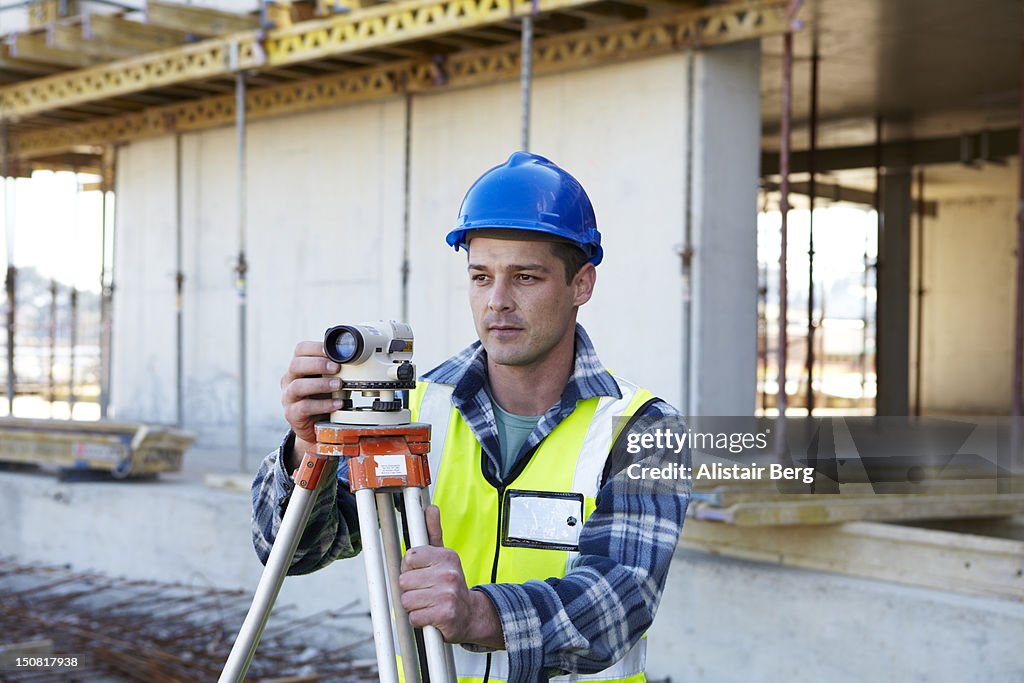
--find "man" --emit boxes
[252,152,690,682]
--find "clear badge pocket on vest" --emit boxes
[501,489,585,552]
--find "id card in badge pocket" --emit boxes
[501,489,585,552]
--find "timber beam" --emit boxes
[9,0,795,159]
[762,127,1019,174]
[759,178,939,216]
[6,31,105,69]
[143,1,261,37]
[50,24,148,62]
[84,14,194,52]
[690,493,1024,526]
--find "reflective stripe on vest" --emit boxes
[409,376,655,683]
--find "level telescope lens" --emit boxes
[332,331,358,362]
[324,326,365,364]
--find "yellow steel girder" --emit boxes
[0,0,602,120]
[10,0,793,159]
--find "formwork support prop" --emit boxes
[2,120,14,416]
[68,286,77,415]
[777,0,803,417]
[1014,36,1024,419]
[236,71,249,471]
[400,94,412,322]
[48,279,56,416]
[914,168,925,416]
[519,0,537,151]
[680,48,696,417]
[175,134,185,428]
[804,37,818,415]
[99,146,116,419]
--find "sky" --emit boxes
[0,170,109,293]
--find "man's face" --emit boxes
[467,237,595,367]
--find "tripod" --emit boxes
[219,419,457,683]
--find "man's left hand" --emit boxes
[399,505,504,649]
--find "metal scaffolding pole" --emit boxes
[98,149,113,419]
[519,0,537,151]
[175,134,185,428]
[401,94,412,322]
[1014,36,1024,419]
[805,39,819,415]
[914,168,925,417]
[68,286,78,415]
[2,120,14,416]
[680,48,695,417]
[102,147,118,420]
[872,115,882,413]
[236,72,249,471]
[48,279,57,416]
[777,27,795,417]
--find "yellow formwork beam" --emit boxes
[0,0,604,120]
[11,0,793,158]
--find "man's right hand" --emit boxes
[280,341,343,472]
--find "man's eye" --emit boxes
[516,274,535,282]
[471,274,489,282]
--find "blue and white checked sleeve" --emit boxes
[250,430,362,574]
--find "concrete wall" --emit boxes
[2,471,1021,682]
[912,163,1017,414]
[112,46,761,459]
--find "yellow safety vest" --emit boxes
[408,376,656,683]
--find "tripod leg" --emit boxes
[220,483,317,683]
[378,492,423,683]
[356,488,400,683]
[403,487,455,683]
[421,488,459,683]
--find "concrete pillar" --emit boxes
[689,41,760,416]
[877,170,912,415]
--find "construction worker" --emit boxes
[252,152,690,682]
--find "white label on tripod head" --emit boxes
[374,455,407,477]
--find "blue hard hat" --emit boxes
[446,151,603,266]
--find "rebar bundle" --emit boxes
[0,558,377,682]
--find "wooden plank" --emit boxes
[681,519,1024,601]
[50,24,144,61]
[0,417,192,476]
[692,493,1024,526]
[6,32,102,68]
[694,478,1024,507]
[85,14,192,52]
[0,46,63,76]
[28,0,79,28]
[144,0,260,36]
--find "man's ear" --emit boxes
[572,263,596,306]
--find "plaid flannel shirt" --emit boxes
[251,324,690,681]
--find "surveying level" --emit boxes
[220,321,457,683]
